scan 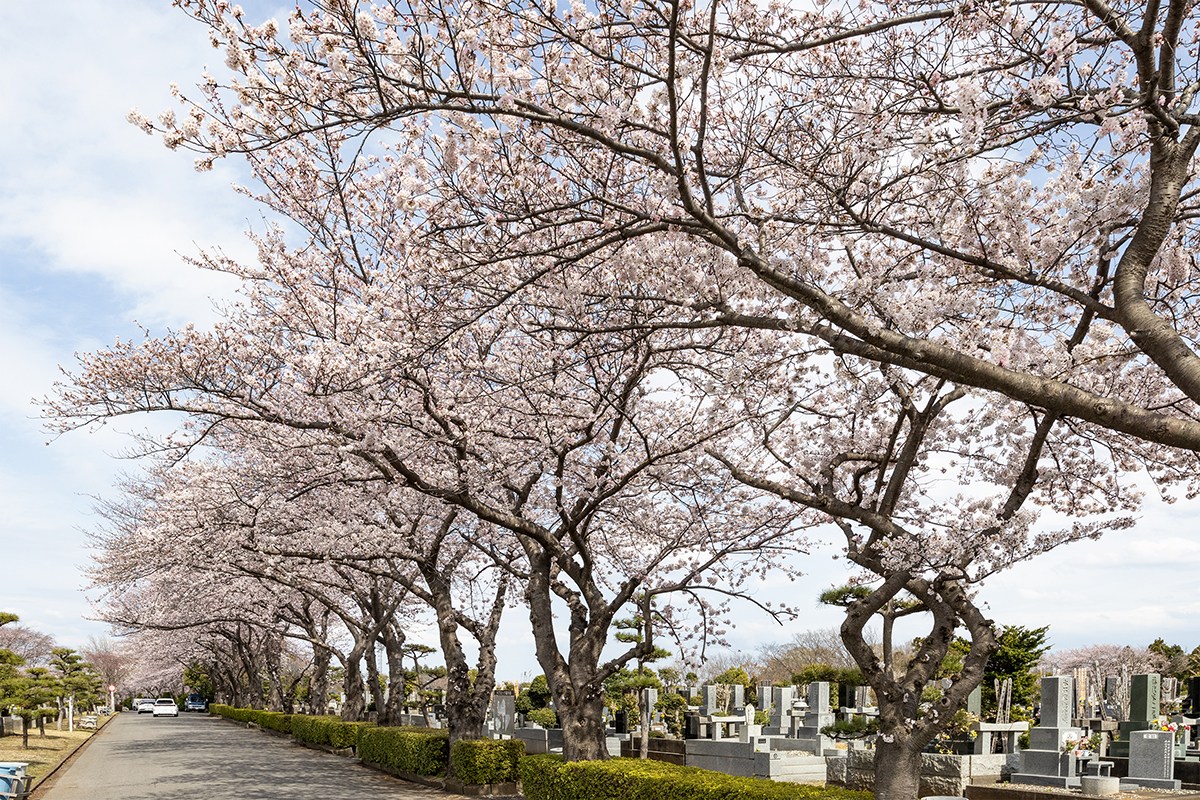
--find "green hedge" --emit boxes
[256,711,293,734]
[519,755,876,800]
[358,726,450,776]
[451,738,526,784]
[289,714,373,749]
[213,707,368,749]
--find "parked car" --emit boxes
[134,698,156,714]
[151,698,178,717]
[184,695,206,712]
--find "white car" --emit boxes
[134,698,156,714]
[151,698,178,717]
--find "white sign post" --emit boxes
[108,685,116,715]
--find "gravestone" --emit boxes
[739,704,763,742]
[838,681,856,710]
[700,684,719,716]
[731,684,744,712]
[769,686,795,730]
[614,708,628,734]
[791,682,835,755]
[491,690,516,738]
[1012,676,1085,788]
[1111,674,1160,757]
[1128,730,1181,789]
[684,711,700,739]
[967,685,982,717]
[1183,676,1200,719]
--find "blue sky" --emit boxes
[1,0,1198,682]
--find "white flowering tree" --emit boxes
[54,0,1200,789]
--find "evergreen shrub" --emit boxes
[358,726,449,775]
[519,754,876,800]
[451,738,525,784]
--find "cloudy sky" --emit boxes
[2,0,1198,681]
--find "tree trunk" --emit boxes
[265,638,285,712]
[365,639,385,718]
[558,692,610,762]
[310,645,331,715]
[524,549,616,762]
[420,564,506,778]
[380,629,408,726]
[639,689,649,759]
[341,649,367,722]
[37,715,45,738]
[872,736,925,800]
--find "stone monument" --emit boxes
[1127,729,1181,790]
[1110,674,1160,758]
[1011,675,1085,788]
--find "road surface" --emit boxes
[39,710,463,800]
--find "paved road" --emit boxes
[39,711,464,800]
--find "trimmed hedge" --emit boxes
[358,726,450,776]
[451,738,526,785]
[290,714,373,749]
[519,755,876,800]
[212,707,368,749]
[256,711,294,734]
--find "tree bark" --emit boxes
[379,627,408,726]
[872,736,925,800]
[558,692,610,762]
[309,644,331,715]
[365,638,385,718]
[524,549,616,762]
[341,650,367,721]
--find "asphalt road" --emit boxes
[39,710,464,800]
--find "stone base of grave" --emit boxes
[831,749,1009,795]
[1008,774,1079,789]
[1080,776,1120,796]
[1126,777,1182,790]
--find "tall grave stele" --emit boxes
[1109,674,1160,758]
[1011,675,1085,788]
[491,690,516,738]
[791,682,835,755]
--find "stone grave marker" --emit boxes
[1112,674,1160,757]
[739,703,762,742]
[491,690,516,738]
[1012,676,1084,788]
[1128,729,1181,790]
[967,685,982,717]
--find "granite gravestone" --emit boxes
[1128,730,1181,790]
[491,690,516,737]
[1012,676,1084,788]
[1111,674,1160,757]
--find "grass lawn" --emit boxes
[0,714,114,779]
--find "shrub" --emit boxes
[451,739,525,785]
[257,711,293,734]
[289,714,372,749]
[519,755,876,800]
[526,707,558,728]
[358,726,450,776]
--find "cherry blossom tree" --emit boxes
[49,0,1200,790]
[138,0,1200,457]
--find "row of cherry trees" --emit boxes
[48,0,1200,795]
